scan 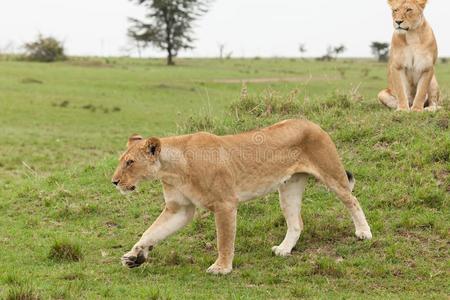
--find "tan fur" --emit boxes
[112,119,372,274]
[379,0,441,112]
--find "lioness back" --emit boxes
[163,119,337,202]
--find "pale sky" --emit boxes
[0,0,449,58]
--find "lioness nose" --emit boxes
[112,180,120,186]
[395,20,404,25]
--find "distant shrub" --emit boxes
[48,240,83,262]
[324,92,352,109]
[178,85,306,135]
[179,114,217,133]
[20,78,43,85]
[178,84,366,137]
[337,67,347,79]
[230,85,301,118]
[316,54,333,62]
[361,68,370,78]
[24,35,66,62]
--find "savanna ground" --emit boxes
[0,57,449,299]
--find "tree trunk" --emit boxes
[167,47,174,65]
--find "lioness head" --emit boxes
[388,0,427,33]
[111,134,161,194]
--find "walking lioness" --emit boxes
[112,119,372,274]
[378,0,440,112]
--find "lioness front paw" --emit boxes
[396,106,410,112]
[271,245,292,257]
[411,106,424,112]
[206,263,232,275]
[121,247,148,268]
[355,230,372,240]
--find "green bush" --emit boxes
[24,35,66,62]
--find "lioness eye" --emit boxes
[126,160,134,167]
[407,8,412,12]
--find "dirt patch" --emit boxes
[210,75,337,84]
[67,60,112,68]
[153,83,197,92]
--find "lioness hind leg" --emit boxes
[324,175,372,240]
[424,76,442,112]
[306,131,372,240]
[378,89,397,109]
[272,173,308,257]
[338,189,372,240]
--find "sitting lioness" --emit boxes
[378,0,440,112]
[112,119,372,274]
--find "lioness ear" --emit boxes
[387,0,396,7]
[416,0,427,8]
[144,137,161,160]
[127,134,143,148]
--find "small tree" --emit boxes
[128,0,210,65]
[24,35,66,62]
[333,44,346,59]
[218,43,226,59]
[299,43,307,59]
[317,46,334,61]
[370,41,390,62]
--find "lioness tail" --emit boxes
[346,171,355,192]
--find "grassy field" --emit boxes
[0,57,449,299]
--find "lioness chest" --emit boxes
[399,35,433,85]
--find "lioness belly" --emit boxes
[236,175,292,202]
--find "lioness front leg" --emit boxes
[207,202,237,275]
[411,69,434,112]
[122,202,195,268]
[391,67,410,111]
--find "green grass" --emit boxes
[48,240,83,262]
[0,57,449,299]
